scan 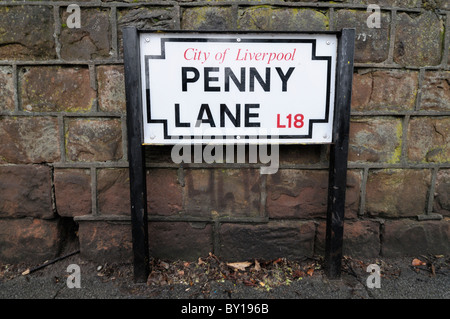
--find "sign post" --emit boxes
[123,27,354,282]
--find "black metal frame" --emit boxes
[123,27,355,282]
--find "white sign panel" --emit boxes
[140,32,337,145]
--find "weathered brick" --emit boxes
[238,7,329,31]
[279,145,322,165]
[382,219,450,257]
[433,169,450,217]
[0,165,54,219]
[315,220,380,258]
[351,70,418,112]
[97,65,126,113]
[77,221,132,263]
[407,117,450,163]
[0,67,14,111]
[147,169,183,216]
[365,169,431,217]
[20,66,95,112]
[333,9,390,63]
[65,118,123,162]
[0,116,60,164]
[60,8,112,61]
[349,117,402,163]
[0,218,60,263]
[184,169,261,218]
[420,71,450,112]
[0,6,56,60]
[219,221,315,261]
[182,6,234,30]
[149,222,213,261]
[54,169,91,217]
[266,169,361,219]
[97,168,130,216]
[394,12,443,67]
[117,7,176,57]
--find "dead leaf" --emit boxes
[307,268,314,276]
[227,262,252,271]
[412,258,426,266]
[254,259,261,271]
[198,257,205,265]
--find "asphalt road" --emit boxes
[0,254,448,312]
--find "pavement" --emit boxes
[0,253,448,313]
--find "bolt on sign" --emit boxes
[140,32,337,144]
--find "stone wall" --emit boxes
[0,0,449,264]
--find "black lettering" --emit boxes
[181,67,199,91]
[220,104,241,127]
[196,104,216,127]
[174,103,190,127]
[245,104,260,127]
[275,67,295,92]
[249,68,270,92]
[224,67,245,92]
[204,67,220,92]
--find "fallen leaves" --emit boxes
[226,262,252,271]
[146,253,322,292]
[411,258,426,267]
[410,255,447,277]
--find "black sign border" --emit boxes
[144,36,334,142]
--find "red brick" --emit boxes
[60,8,112,61]
[0,218,60,263]
[77,220,132,263]
[65,118,123,162]
[149,222,213,261]
[266,170,361,219]
[394,12,443,67]
[184,169,261,218]
[365,169,431,218]
[54,169,91,217]
[147,169,183,216]
[434,169,450,217]
[0,6,56,60]
[316,220,380,258]
[238,7,329,31]
[0,116,60,164]
[407,117,450,163]
[20,66,95,112]
[349,117,402,163]
[351,70,418,112]
[182,6,234,30]
[97,168,130,216]
[219,221,315,261]
[333,9,390,63]
[0,165,54,219]
[382,219,450,257]
[0,67,14,111]
[420,71,450,112]
[97,65,126,113]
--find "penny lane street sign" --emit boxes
[140,32,337,145]
[123,28,355,282]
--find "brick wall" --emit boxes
[0,0,449,264]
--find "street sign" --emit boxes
[140,32,337,144]
[123,28,355,282]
